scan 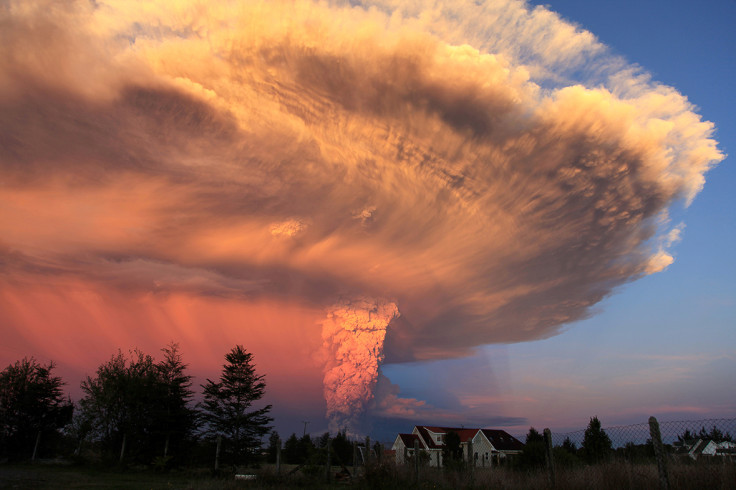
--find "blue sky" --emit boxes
[381,0,735,438]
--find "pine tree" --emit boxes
[561,436,577,454]
[156,342,197,461]
[267,430,281,463]
[332,429,353,466]
[442,430,463,470]
[283,433,300,464]
[199,345,273,466]
[519,427,546,468]
[581,416,612,464]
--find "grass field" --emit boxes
[2,459,734,489]
[0,464,199,489]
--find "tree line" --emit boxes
[517,416,735,470]
[0,343,272,469]
[265,429,362,467]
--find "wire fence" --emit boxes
[550,417,736,448]
[543,417,736,489]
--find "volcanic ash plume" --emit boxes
[322,298,399,432]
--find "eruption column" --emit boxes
[321,298,399,433]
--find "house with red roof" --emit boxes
[391,425,524,467]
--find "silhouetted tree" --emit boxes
[156,342,198,463]
[442,430,464,470]
[677,429,697,445]
[526,427,544,444]
[318,431,330,448]
[65,401,94,457]
[332,429,353,466]
[518,427,546,469]
[298,433,316,462]
[0,357,72,461]
[267,430,281,463]
[79,349,164,462]
[618,440,654,464]
[581,416,612,464]
[199,345,273,466]
[696,425,732,443]
[560,436,577,454]
[283,433,300,463]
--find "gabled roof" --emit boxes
[689,439,709,456]
[423,426,478,443]
[479,429,525,451]
[397,433,422,448]
[407,425,526,452]
[415,426,442,449]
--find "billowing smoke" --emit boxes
[321,298,399,432]
[0,0,724,426]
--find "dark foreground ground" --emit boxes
[2,460,735,489]
[0,462,352,490]
[0,463,253,490]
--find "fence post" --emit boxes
[119,433,127,464]
[325,436,332,483]
[649,417,669,490]
[31,430,41,461]
[468,439,475,485]
[276,438,281,475]
[354,442,359,476]
[414,439,419,484]
[543,428,555,488]
[214,434,222,471]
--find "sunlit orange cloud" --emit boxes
[0,0,724,431]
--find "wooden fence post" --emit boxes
[414,439,419,485]
[649,416,669,490]
[276,438,281,475]
[353,442,358,476]
[119,433,127,464]
[325,436,332,483]
[31,430,41,462]
[214,435,222,471]
[543,428,555,488]
[468,438,475,486]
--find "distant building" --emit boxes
[391,425,524,467]
[687,439,736,460]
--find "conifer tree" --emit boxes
[200,345,273,466]
[582,416,612,464]
[156,342,197,460]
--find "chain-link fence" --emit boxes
[543,417,736,489]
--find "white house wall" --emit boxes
[392,436,406,465]
[472,433,495,468]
